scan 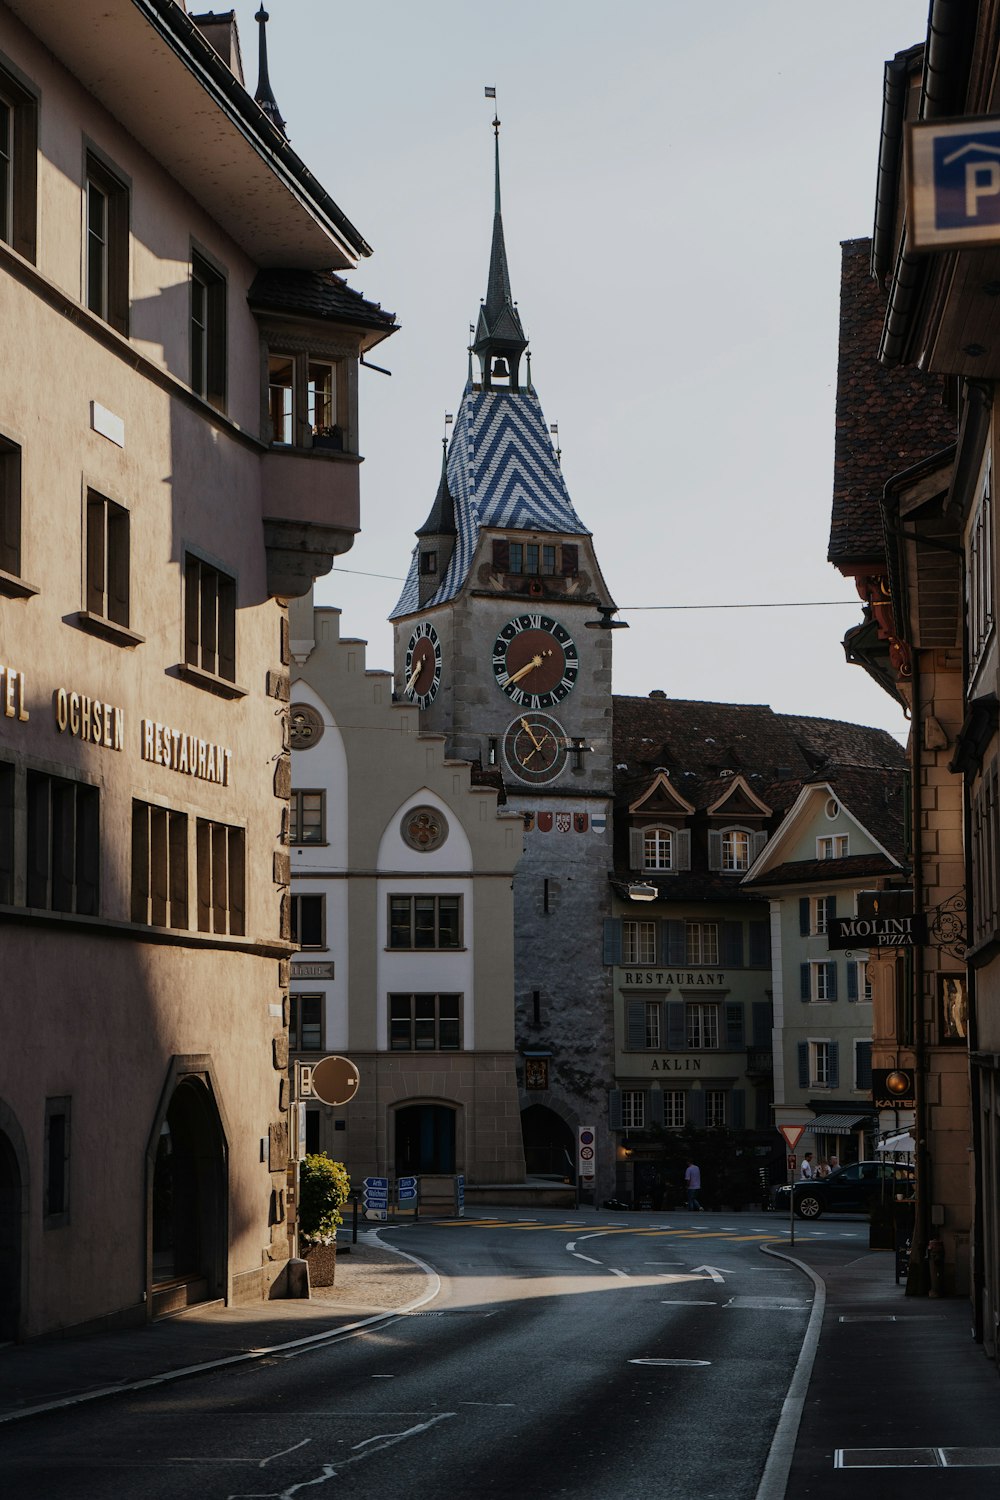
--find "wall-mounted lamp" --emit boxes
[627,882,658,902]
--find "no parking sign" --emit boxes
[578,1125,596,1184]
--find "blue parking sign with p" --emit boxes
[910,117,1000,249]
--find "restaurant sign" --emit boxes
[828,890,924,950]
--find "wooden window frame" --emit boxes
[0,431,22,581]
[685,1001,720,1050]
[85,150,129,335]
[622,919,656,965]
[184,552,237,686]
[195,817,245,936]
[621,1089,645,1129]
[388,992,462,1051]
[290,992,324,1052]
[191,250,227,411]
[705,1089,727,1128]
[663,1090,686,1128]
[131,800,188,928]
[0,62,37,262]
[26,770,99,915]
[290,891,325,949]
[86,489,130,627]
[686,920,719,966]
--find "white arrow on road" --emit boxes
[691,1265,726,1284]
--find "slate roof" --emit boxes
[391,381,590,618]
[611,695,906,899]
[828,238,955,568]
[248,269,398,337]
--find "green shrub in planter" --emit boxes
[298,1154,351,1247]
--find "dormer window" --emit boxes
[629,824,691,873]
[645,827,673,870]
[420,551,438,576]
[709,826,767,873]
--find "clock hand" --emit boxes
[405,663,421,694]
[507,649,553,686]
[519,717,544,752]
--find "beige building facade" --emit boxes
[288,600,526,1191]
[0,2,392,1336]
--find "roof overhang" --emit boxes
[4,0,369,269]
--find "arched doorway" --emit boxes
[395,1104,456,1175]
[150,1076,225,1315]
[0,1130,23,1342]
[521,1104,576,1179]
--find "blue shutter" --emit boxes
[662,920,686,965]
[800,962,811,1002]
[708,830,723,870]
[797,1041,809,1088]
[725,1002,745,1046]
[629,828,644,871]
[799,898,810,936]
[856,1040,872,1091]
[722,921,743,967]
[827,962,838,1001]
[687,1089,706,1128]
[846,962,858,1002]
[828,1042,840,1090]
[609,1089,623,1130]
[731,1088,746,1131]
[603,918,622,965]
[752,1000,771,1046]
[749,921,770,967]
[666,1001,686,1049]
[626,1000,646,1050]
[649,1087,665,1126]
[674,829,691,870]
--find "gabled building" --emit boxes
[743,764,908,1167]
[389,120,620,1198]
[286,598,526,1192]
[0,2,393,1338]
[604,694,904,1205]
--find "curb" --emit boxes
[0,1239,441,1428]
[753,1244,827,1500]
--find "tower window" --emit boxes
[421,550,438,575]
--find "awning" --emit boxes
[809,1113,871,1134]
[876,1131,916,1154]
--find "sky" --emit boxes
[231,0,932,743]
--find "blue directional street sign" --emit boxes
[909,116,1000,250]
[363,1176,389,1219]
[397,1175,418,1202]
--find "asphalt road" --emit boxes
[0,1210,853,1500]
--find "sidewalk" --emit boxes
[0,1234,435,1425]
[769,1239,1000,1498]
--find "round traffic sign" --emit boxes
[580,1146,594,1161]
[309,1055,360,1106]
[580,1130,595,1145]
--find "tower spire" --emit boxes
[254,6,288,139]
[474,90,527,390]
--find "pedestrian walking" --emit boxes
[816,1160,831,1180]
[684,1160,703,1211]
[800,1152,814,1180]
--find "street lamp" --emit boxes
[627,882,657,902]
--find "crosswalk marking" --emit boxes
[428,1220,783,1244]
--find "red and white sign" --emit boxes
[578,1125,596,1181]
[778,1124,806,1151]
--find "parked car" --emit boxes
[772,1160,914,1220]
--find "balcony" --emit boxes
[261,447,361,599]
[746,1046,773,1078]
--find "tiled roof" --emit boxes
[611,695,907,895]
[828,238,955,568]
[391,382,590,618]
[746,853,901,887]
[248,269,397,335]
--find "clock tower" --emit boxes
[391,115,620,1198]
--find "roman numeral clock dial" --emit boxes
[403,621,442,709]
[491,613,579,708]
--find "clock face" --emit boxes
[403,621,442,709]
[492,613,579,708]
[503,712,569,785]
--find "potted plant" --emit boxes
[298,1153,351,1286]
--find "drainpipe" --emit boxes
[907,650,930,1296]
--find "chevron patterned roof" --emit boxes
[391,381,591,618]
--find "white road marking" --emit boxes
[370,1375,395,1379]
[691,1265,726,1284]
[572,1253,603,1266]
[460,1401,517,1407]
[629,1358,711,1367]
[609,1268,629,1278]
[259,1440,311,1468]
[660,1300,718,1306]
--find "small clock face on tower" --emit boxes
[492,613,579,708]
[503,712,569,784]
[403,621,442,709]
